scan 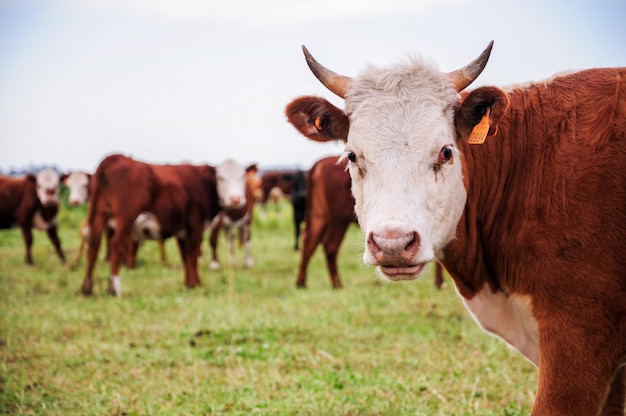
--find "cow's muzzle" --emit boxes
[367,230,426,280]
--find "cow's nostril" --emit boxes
[367,232,382,257]
[404,231,420,256]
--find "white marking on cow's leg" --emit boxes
[111,275,122,297]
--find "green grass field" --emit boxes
[0,193,537,415]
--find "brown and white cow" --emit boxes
[61,171,91,206]
[0,169,66,264]
[286,42,626,415]
[208,159,257,269]
[81,154,220,296]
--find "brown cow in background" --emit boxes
[81,154,220,296]
[296,156,355,289]
[0,169,65,264]
[208,159,257,269]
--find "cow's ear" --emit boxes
[455,87,509,141]
[26,174,37,183]
[285,96,349,142]
[60,173,69,183]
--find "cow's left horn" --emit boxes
[448,41,494,92]
[302,45,351,99]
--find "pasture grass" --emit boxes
[0,195,536,415]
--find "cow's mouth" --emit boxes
[379,263,425,281]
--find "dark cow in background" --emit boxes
[0,169,65,264]
[81,154,220,296]
[286,42,626,415]
[208,159,257,269]
[259,169,294,205]
[290,169,307,250]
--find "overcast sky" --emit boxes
[0,0,624,173]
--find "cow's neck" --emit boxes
[440,93,541,366]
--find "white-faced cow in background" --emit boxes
[0,169,66,264]
[285,42,626,415]
[61,171,91,206]
[208,159,256,269]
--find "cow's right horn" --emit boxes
[302,46,351,99]
[448,41,494,92]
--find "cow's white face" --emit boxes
[36,169,60,207]
[343,63,467,280]
[63,171,90,205]
[286,44,494,281]
[216,159,247,210]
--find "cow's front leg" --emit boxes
[208,226,220,270]
[46,225,65,263]
[107,224,131,297]
[532,319,620,416]
[178,234,201,288]
[20,225,34,265]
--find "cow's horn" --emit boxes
[302,45,351,99]
[448,41,494,92]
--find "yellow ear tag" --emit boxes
[468,108,490,145]
[314,116,324,131]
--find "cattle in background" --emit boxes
[81,154,220,296]
[290,169,307,250]
[0,169,65,264]
[61,171,91,206]
[296,156,355,289]
[246,164,264,203]
[259,169,294,205]
[208,159,257,269]
[286,42,626,414]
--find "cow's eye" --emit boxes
[347,152,357,163]
[438,146,453,164]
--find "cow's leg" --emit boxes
[158,240,168,265]
[208,225,220,270]
[434,262,444,289]
[106,222,132,297]
[20,225,34,265]
[532,319,620,416]
[178,231,202,288]
[82,216,105,295]
[46,225,66,263]
[296,217,325,288]
[321,221,350,289]
[600,366,626,416]
[125,240,139,269]
[294,217,302,251]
